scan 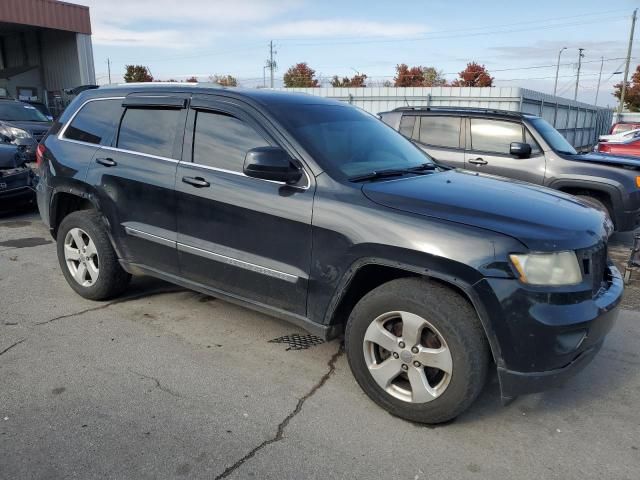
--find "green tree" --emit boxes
[422,67,447,87]
[614,64,640,111]
[283,63,319,88]
[123,65,153,83]
[451,62,493,87]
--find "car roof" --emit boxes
[380,106,539,120]
[83,83,346,108]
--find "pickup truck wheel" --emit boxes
[345,277,489,424]
[56,210,131,300]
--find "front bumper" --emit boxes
[475,264,623,399]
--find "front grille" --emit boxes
[578,244,608,296]
[32,132,46,143]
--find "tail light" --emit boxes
[597,143,610,153]
[36,143,45,167]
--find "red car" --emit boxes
[597,137,640,157]
[610,121,640,135]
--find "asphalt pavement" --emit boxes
[1,212,639,479]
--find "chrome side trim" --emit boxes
[184,161,311,190]
[177,243,299,283]
[124,226,176,248]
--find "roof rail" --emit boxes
[391,106,525,117]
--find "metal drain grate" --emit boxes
[269,333,325,351]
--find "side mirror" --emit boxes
[510,142,532,158]
[243,147,302,184]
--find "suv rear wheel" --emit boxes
[345,277,489,424]
[56,210,131,300]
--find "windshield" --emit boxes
[528,117,577,155]
[270,104,434,179]
[0,102,49,122]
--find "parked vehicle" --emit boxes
[380,107,640,232]
[37,85,622,424]
[0,99,53,160]
[597,137,640,158]
[599,128,640,143]
[610,121,640,135]
[25,101,55,121]
[0,143,35,211]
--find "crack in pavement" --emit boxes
[34,287,185,325]
[129,369,181,397]
[214,346,344,480]
[0,338,26,356]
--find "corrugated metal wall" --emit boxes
[40,30,81,91]
[278,87,613,148]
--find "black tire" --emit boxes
[56,210,131,300]
[345,277,489,424]
[576,195,613,224]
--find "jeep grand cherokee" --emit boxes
[37,85,623,423]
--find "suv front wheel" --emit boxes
[56,210,131,300]
[345,277,489,424]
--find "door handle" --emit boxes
[182,176,210,188]
[468,158,488,165]
[96,157,117,167]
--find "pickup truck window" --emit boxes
[193,111,269,172]
[470,119,523,154]
[117,108,181,158]
[64,99,123,145]
[418,116,461,149]
[271,104,434,178]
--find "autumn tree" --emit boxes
[330,73,367,87]
[613,64,640,112]
[283,63,319,87]
[422,67,447,87]
[123,65,153,83]
[393,64,447,87]
[451,62,493,87]
[209,74,238,87]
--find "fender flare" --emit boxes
[323,257,505,367]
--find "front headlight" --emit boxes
[509,251,582,286]
[0,124,33,143]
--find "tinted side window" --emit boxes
[64,99,123,145]
[398,115,416,138]
[470,119,523,153]
[193,111,270,172]
[419,116,461,148]
[117,108,182,158]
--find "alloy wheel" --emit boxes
[363,311,453,403]
[64,227,99,287]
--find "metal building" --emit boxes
[279,86,613,149]
[0,0,95,114]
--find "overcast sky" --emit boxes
[77,0,640,106]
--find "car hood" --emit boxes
[564,151,640,169]
[362,169,610,251]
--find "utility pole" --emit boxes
[267,41,277,88]
[553,47,567,96]
[107,57,112,85]
[618,8,637,115]
[574,48,585,101]
[595,56,604,105]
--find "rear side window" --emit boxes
[117,108,182,158]
[470,119,523,154]
[398,115,416,138]
[418,116,461,148]
[193,110,270,172]
[64,99,123,145]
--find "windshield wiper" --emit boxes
[349,164,439,182]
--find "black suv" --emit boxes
[380,107,640,231]
[37,85,623,423]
